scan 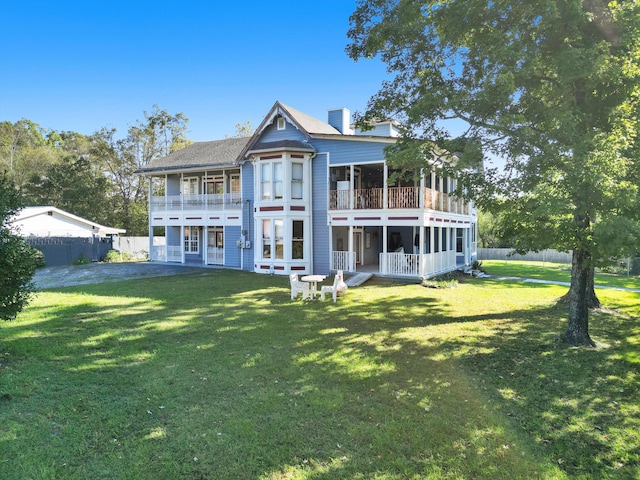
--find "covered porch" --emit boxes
[328,163,469,214]
[329,224,476,279]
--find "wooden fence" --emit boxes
[27,237,114,267]
[478,248,572,264]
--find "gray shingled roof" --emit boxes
[138,137,250,173]
[278,102,341,135]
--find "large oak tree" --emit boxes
[347,0,640,346]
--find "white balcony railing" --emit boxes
[329,186,469,214]
[151,193,242,212]
[331,251,356,272]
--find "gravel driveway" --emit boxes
[33,262,209,289]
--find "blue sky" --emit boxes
[1,1,389,141]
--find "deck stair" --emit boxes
[345,272,373,287]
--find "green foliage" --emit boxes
[422,272,459,288]
[102,250,122,262]
[2,107,189,237]
[90,106,190,235]
[23,155,112,225]
[72,253,90,265]
[0,174,44,321]
[102,250,138,262]
[347,0,640,345]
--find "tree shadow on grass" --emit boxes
[1,271,637,479]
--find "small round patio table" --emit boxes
[301,275,326,299]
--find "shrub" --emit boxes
[73,254,91,265]
[422,272,459,289]
[103,250,123,263]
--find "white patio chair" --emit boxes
[321,271,342,303]
[290,273,309,300]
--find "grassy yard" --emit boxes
[1,269,638,479]
[480,260,640,290]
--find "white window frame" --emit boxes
[183,176,199,195]
[262,219,272,259]
[259,159,283,201]
[292,220,304,260]
[291,162,304,200]
[184,226,199,254]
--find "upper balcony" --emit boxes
[150,193,242,212]
[329,186,469,215]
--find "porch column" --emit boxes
[348,225,354,270]
[383,164,389,210]
[349,165,355,209]
[466,227,471,266]
[203,226,208,266]
[419,226,425,276]
[419,170,425,209]
[430,225,435,275]
[148,178,153,261]
[381,226,388,275]
[181,224,185,264]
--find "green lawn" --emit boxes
[1,270,638,479]
[481,260,640,290]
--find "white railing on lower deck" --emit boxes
[420,250,457,278]
[379,250,458,277]
[207,247,224,265]
[167,245,182,263]
[151,245,166,262]
[331,251,356,272]
[379,253,421,276]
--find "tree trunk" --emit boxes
[561,248,597,347]
[557,266,602,308]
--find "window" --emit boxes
[230,174,240,194]
[456,228,463,253]
[184,227,199,253]
[262,219,271,258]
[261,164,271,201]
[274,162,283,199]
[441,228,447,252]
[204,177,224,195]
[277,117,286,130]
[434,227,440,253]
[291,163,303,199]
[183,177,199,195]
[275,219,284,259]
[292,221,303,259]
[260,161,283,200]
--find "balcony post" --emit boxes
[148,179,154,258]
[383,164,389,209]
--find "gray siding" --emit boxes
[241,162,255,271]
[312,152,330,274]
[225,226,241,268]
[311,138,389,165]
[261,122,307,143]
